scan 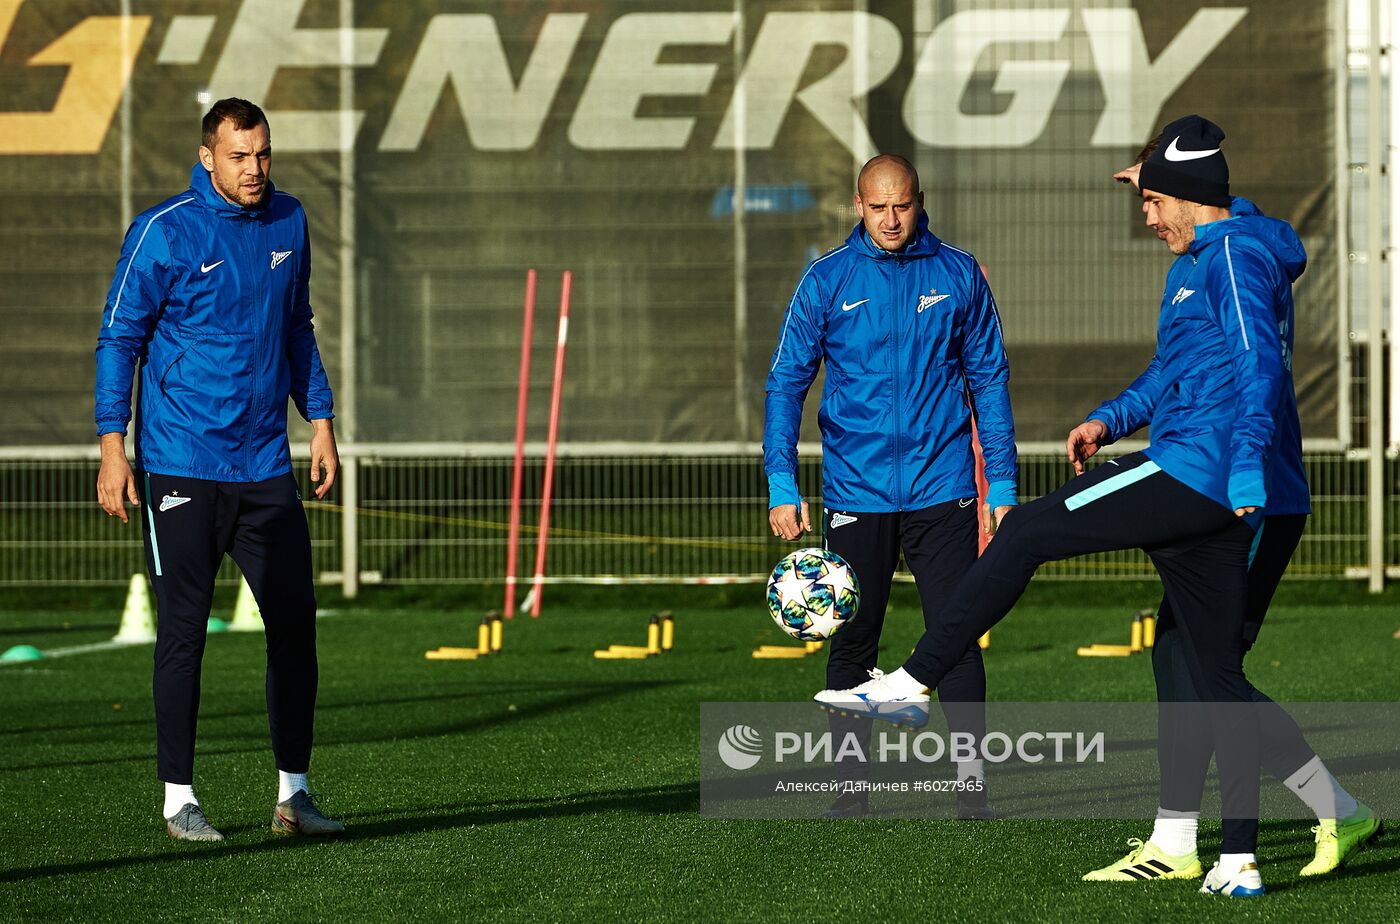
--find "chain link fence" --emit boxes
[3,450,1393,588]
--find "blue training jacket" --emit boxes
[764,214,1018,513]
[1088,197,1306,514]
[95,164,333,482]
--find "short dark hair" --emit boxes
[201,98,267,150]
[1133,133,1163,167]
[1116,133,1164,185]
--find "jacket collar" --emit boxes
[847,210,942,259]
[1188,214,1238,255]
[189,163,275,218]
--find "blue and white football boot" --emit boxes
[813,669,930,728]
[1199,860,1265,897]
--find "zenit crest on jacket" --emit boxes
[765,214,1017,513]
[1089,199,1302,513]
[95,165,333,482]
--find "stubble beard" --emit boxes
[215,173,266,209]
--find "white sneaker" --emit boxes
[1199,860,1265,897]
[813,669,930,727]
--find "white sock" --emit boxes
[163,782,198,819]
[884,667,928,696]
[1149,809,1199,855]
[1282,755,1359,820]
[279,770,309,803]
[1218,852,1257,873]
[956,759,985,782]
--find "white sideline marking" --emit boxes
[0,612,346,668]
[0,639,146,667]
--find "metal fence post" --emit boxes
[341,453,359,599]
[1365,0,1385,592]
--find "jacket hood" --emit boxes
[1192,196,1307,283]
[189,163,276,217]
[847,210,942,259]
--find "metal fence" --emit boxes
[3,449,1395,589]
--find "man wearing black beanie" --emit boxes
[816,114,1296,897]
[1083,123,1381,889]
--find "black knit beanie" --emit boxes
[1138,114,1230,207]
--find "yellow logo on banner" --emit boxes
[0,0,150,155]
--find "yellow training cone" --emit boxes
[112,573,156,643]
[228,577,263,632]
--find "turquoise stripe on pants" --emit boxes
[1063,461,1162,511]
[143,472,163,576]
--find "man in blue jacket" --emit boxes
[1082,142,1380,884]
[815,116,1284,894]
[765,154,1018,818]
[95,99,342,842]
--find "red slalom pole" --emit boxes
[529,270,572,617]
[503,269,537,619]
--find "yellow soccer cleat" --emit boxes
[1082,838,1204,881]
[1300,804,1383,877]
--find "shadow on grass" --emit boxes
[0,679,677,773]
[0,781,700,884]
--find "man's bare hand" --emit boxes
[1066,419,1110,475]
[1235,506,1257,517]
[981,503,1012,540]
[1113,162,1142,188]
[769,501,811,541]
[309,418,339,499]
[96,432,139,523]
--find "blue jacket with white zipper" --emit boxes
[764,214,1018,513]
[95,164,333,482]
[1088,198,1305,514]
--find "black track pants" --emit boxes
[1154,514,1315,812]
[824,499,987,781]
[140,471,318,784]
[900,453,1261,851]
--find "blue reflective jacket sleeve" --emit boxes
[1088,351,1166,442]
[94,217,172,436]
[287,209,334,421]
[961,266,1018,505]
[767,472,802,509]
[1212,235,1285,510]
[763,264,826,481]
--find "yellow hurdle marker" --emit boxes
[426,609,502,661]
[594,646,652,659]
[1077,644,1134,657]
[660,611,675,651]
[593,612,675,660]
[1078,609,1158,659]
[977,631,990,651]
[751,639,824,659]
[426,647,482,660]
[752,646,811,659]
[477,615,491,655]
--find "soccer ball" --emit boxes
[766,547,860,641]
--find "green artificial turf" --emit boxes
[1,584,1397,922]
